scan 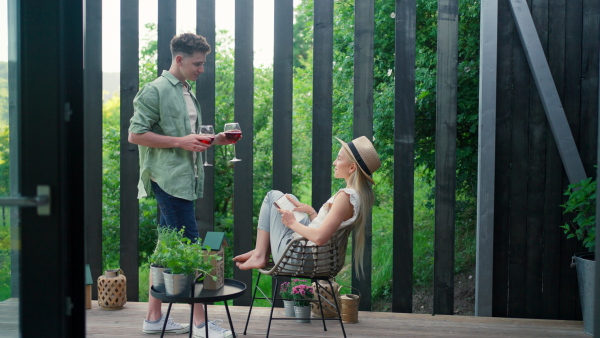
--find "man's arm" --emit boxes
[128,131,210,152]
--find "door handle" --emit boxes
[0,185,51,216]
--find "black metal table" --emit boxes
[151,278,247,338]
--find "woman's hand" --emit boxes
[285,195,316,216]
[277,209,296,228]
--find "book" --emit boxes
[274,194,306,222]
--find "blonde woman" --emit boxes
[233,136,380,276]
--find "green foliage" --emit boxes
[155,227,220,276]
[139,23,158,88]
[561,177,596,253]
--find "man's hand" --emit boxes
[213,132,241,145]
[179,134,211,152]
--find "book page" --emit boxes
[274,194,306,222]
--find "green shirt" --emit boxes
[129,70,204,201]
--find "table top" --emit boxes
[151,278,246,304]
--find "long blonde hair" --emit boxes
[343,148,375,278]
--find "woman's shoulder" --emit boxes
[336,188,359,198]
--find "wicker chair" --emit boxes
[243,224,355,337]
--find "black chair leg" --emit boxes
[328,279,347,338]
[265,276,280,338]
[314,279,328,331]
[243,272,262,335]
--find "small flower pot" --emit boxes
[283,300,295,317]
[163,271,195,297]
[150,265,169,293]
[294,305,311,323]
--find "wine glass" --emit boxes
[224,122,242,162]
[197,125,215,166]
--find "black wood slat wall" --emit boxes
[433,0,458,315]
[311,0,333,210]
[392,0,416,313]
[352,0,375,311]
[120,0,140,302]
[232,0,254,306]
[196,0,217,240]
[83,0,103,300]
[493,0,599,320]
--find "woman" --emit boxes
[233,136,380,276]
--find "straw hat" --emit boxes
[336,136,381,184]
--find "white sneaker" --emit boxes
[143,314,190,334]
[192,319,234,338]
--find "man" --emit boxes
[129,33,233,338]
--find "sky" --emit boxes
[0,0,300,72]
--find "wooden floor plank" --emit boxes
[0,299,587,337]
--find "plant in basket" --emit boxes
[291,283,315,307]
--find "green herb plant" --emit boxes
[561,176,596,253]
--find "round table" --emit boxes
[151,278,247,338]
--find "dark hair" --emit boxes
[170,33,211,57]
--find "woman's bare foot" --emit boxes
[235,253,267,270]
[232,250,254,263]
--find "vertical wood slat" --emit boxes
[272,0,294,193]
[433,0,458,315]
[83,0,104,300]
[541,0,566,320]
[120,0,140,301]
[311,0,333,208]
[352,0,374,311]
[196,0,216,240]
[558,0,583,320]
[157,0,176,76]
[524,0,548,319]
[506,0,529,317]
[492,0,513,317]
[232,0,254,306]
[392,0,416,314]
[271,0,294,309]
[475,0,498,318]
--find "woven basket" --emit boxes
[97,269,127,310]
[338,285,360,323]
[310,279,340,318]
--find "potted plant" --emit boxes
[291,280,314,323]
[148,226,178,293]
[561,176,596,335]
[279,282,294,317]
[155,227,219,297]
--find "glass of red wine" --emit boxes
[198,125,215,166]
[224,122,242,162]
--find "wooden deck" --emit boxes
[0,298,589,337]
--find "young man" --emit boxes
[129,33,233,338]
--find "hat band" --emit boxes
[347,141,372,177]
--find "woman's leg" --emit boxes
[234,190,297,269]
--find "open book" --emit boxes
[274,194,306,222]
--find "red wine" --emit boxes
[200,136,215,145]
[225,130,242,143]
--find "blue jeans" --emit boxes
[151,181,200,242]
